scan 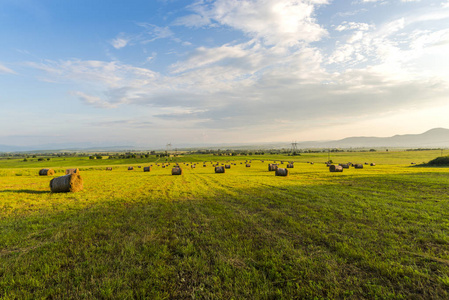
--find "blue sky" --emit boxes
[1,0,449,148]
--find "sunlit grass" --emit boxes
[1,152,449,298]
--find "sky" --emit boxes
[1,0,449,148]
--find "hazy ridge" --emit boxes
[1,128,449,152]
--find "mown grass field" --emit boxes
[1,150,449,299]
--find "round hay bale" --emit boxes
[287,164,294,168]
[370,163,376,166]
[143,166,151,172]
[275,168,289,176]
[225,164,231,169]
[162,165,166,168]
[215,166,225,173]
[339,164,349,169]
[329,165,343,172]
[203,165,207,167]
[106,167,112,171]
[268,164,278,171]
[138,166,141,168]
[191,165,195,168]
[246,164,251,167]
[39,168,55,176]
[50,174,83,193]
[65,168,79,175]
[354,164,363,169]
[172,167,182,175]
[128,166,134,170]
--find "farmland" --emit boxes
[1,150,449,299]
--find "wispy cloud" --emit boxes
[90,119,154,128]
[110,23,175,50]
[111,35,131,49]
[23,1,449,135]
[0,63,16,74]
[174,0,329,46]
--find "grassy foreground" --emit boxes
[1,151,449,299]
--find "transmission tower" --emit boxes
[291,141,298,154]
[166,143,172,160]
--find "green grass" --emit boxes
[1,151,449,298]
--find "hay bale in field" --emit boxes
[370,163,376,166]
[39,168,55,176]
[339,164,349,169]
[143,166,151,172]
[191,165,195,168]
[275,168,289,177]
[172,167,182,175]
[268,164,278,171]
[287,163,294,168]
[203,164,207,167]
[138,166,141,168]
[162,165,166,168]
[281,161,284,164]
[106,167,112,171]
[128,167,134,170]
[364,162,369,165]
[225,164,231,169]
[246,164,251,167]
[50,174,83,193]
[215,166,225,173]
[310,162,314,165]
[329,165,343,172]
[65,168,79,175]
[354,164,363,169]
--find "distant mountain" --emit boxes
[307,128,449,148]
[1,128,448,152]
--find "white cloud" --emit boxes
[0,63,16,74]
[334,21,373,32]
[110,24,174,50]
[111,36,130,49]
[24,2,449,136]
[175,0,329,46]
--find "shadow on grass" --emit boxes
[0,189,50,194]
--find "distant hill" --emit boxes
[1,128,448,152]
[306,128,449,149]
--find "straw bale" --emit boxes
[39,168,55,176]
[246,164,251,167]
[225,164,231,169]
[106,167,112,171]
[215,166,225,173]
[287,164,294,168]
[275,168,289,176]
[128,167,134,170]
[329,165,343,172]
[50,174,83,193]
[268,164,278,171]
[354,164,363,169]
[172,167,182,175]
[65,168,79,175]
[144,166,151,172]
[370,163,376,166]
